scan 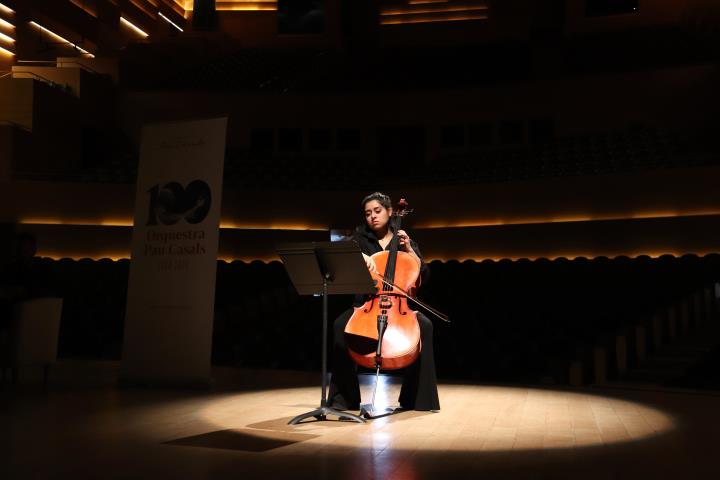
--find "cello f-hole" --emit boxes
[397,297,408,315]
[363,297,376,313]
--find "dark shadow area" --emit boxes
[164,428,318,452]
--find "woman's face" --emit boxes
[364,199,392,233]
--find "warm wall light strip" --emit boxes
[37,252,130,261]
[20,211,720,231]
[216,1,277,11]
[164,0,186,16]
[218,255,280,263]
[216,6,277,11]
[29,21,95,57]
[158,11,184,32]
[120,16,149,37]
[382,6,489,16]
[216,0,277,3]
[381,13,489,24]
[416,210,720,229]
[180,0,193,17]
[0,30,14,43]
[20,218,133,227]
[32,251,719,263]
[219,222,326,231]
[34,253,285,262]
[130,0,158,18]
[0,44,14,56]
[69,0,99,18]
[0,17,14,29]
[18,218,327,231]
[0,2,14,15]
[425,251,719,263]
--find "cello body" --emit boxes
[344,249,422,370]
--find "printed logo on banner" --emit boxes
[146,180,212,226]
[143,180,212,259]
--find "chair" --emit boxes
[7,297,63,384]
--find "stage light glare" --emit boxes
[29,21,95,57]
[159,11,184,32]
[0,17,14,29]
[120,16,149,37]
[0,2,13,15]
[0,44,13,56]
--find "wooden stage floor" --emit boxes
[2,364,719,479]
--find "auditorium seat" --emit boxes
[31,252,719,384]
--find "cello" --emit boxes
[344,198,422,372]
[344,198,449,417]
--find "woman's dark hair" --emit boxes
[361,192,392,211]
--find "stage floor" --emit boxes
[2,364,720,479]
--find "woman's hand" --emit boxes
[397,230,422,269]
[397,230,413,253]
[362,253,377,273]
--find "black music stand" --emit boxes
[278,241,376,424]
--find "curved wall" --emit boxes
[4,165,720,261]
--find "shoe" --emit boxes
[400,403,439,412]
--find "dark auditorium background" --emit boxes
[2,0,720,477]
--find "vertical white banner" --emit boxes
[121,117,227,386]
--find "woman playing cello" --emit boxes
[328,192,440,412]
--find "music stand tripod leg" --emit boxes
[289,274,366,424]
